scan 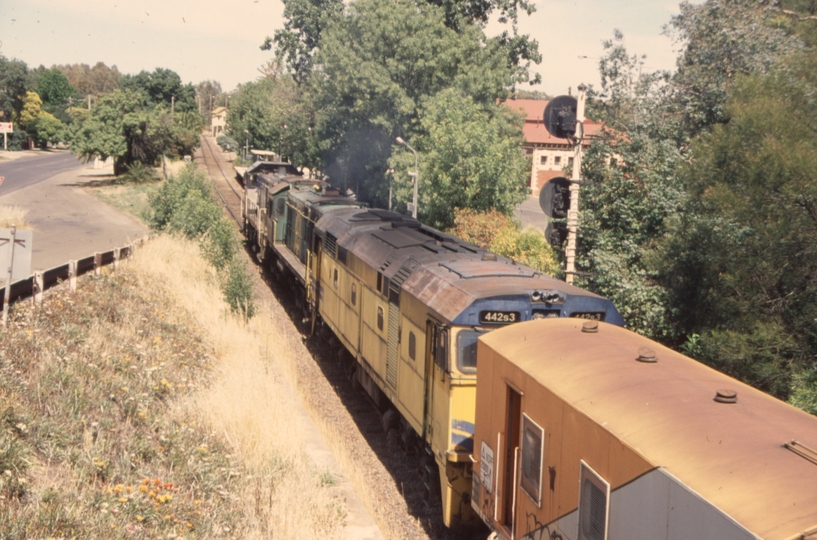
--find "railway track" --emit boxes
[196,139,466,540]
[197,134,243,224]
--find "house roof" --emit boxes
[504,99,603,146]
[211,106,227,116]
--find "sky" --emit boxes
[0,0,696,96]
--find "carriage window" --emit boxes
[377,306,384,331]
[456,330,482,373]
[521,414,544,507]
[408,331,416,360]
[351,283,357,306]
[333,268,339,289]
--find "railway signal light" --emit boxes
[545,221,568,249]
[539,176,572,219]
[543,96,578,139]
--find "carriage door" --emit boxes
[423,321,448,442]
[310,236,323,317]
[503,387,522,532]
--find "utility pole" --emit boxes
[564,84,587,285]
[396,137,419,219]
[171,96,175,116]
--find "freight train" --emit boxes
[472,319,817,540]
[241,163,624,529]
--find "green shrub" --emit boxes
[450,208,512,249]
[490,226,561,276]
[216,135,239,153]
[7,129,29,151]
[223,260,256,319]
[148,163,256,318]
[119,161,160,184]
[450,208,561,276]
[167,191,223,238]
[148,163,214,233]
[200,219,238,271]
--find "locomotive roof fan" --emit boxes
[543,95,579,140]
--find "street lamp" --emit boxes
[243,130,249,162]
[395,136,419,219]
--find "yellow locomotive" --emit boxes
[243,168,624,528]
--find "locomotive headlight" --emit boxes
[543,290,565,305]
[532,311,546,320]
[531,289,565,305]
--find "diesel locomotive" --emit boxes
[241,163,624,528]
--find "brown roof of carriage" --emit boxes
[480,319,817,540]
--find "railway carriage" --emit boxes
[472,319,817,540]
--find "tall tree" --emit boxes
[36,67,78,109]
[195,80,224,119]
[658,56,817,405]
[266,0,344,82]
[389,88,528,228]
[0,55,31,122]
[121,68,196,112]
[69,90,197,175]
[310,0,524,205]
[665,0,802,136]
[56,62,122,96]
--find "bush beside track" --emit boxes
[148,163,256,318]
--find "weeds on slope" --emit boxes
[0,251,345,539]
[148,163,255,319]
[0,272,238,539]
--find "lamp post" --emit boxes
[395,136,419,219]
[243,130,249,162]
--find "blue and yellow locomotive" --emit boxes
[243,166,623,528]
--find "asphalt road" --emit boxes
[0,151,85,197]
[0,155,147,272]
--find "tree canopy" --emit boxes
[0,55,30,122]
[574,0,817,410]
[121,68,197,112]
[69,89,198,174]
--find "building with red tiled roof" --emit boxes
[504,99,603,196]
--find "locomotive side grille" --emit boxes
[385,260,419,388]
[325,232,338,259]
[386,303,400,387]
[338,246,348,265]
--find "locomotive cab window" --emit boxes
[275,197,285,217]
[456,329,485,373]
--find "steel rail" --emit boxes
[198,134,242,225]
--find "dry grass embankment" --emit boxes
[0,205,30,230]
[0,234,345,539]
